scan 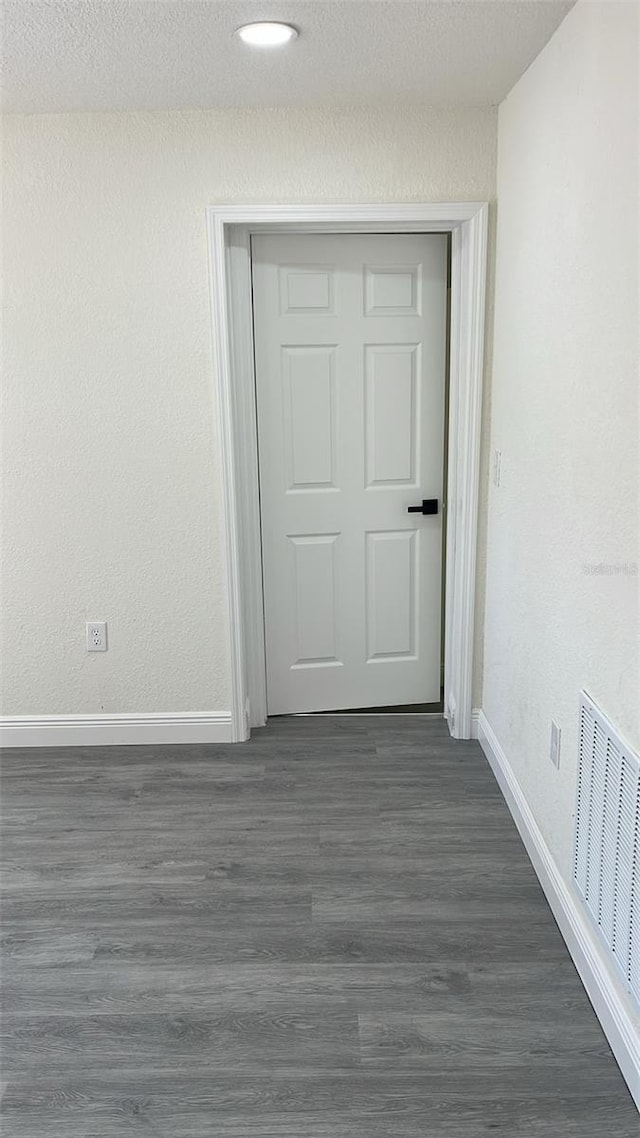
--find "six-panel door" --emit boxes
[252,233,447,714]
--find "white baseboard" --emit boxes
[0,712,233,748]
[477,711,640,1112]
[471,708,480,739]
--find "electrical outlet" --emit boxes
[86,621,107,652]
[493,449,502,487]
[550,721,561,768]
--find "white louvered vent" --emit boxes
[574,692,640,1008]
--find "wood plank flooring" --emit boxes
[1,715,637,1135]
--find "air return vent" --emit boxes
[574,692,640,1008]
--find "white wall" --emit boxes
[1,106,496,715]
[483,0,638,1016]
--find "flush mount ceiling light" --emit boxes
[235,21,299,47]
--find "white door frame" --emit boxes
[206,203,488,742]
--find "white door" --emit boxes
[252,233,447,715]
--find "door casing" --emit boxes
[206,203,489,741]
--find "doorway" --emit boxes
[206,203,487,741]
[252,232,448,716]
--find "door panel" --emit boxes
[289,533,341,667]
[365,530,417,661]
[282,346,337,490]
[365,343,419,487]
[252,233,447,715]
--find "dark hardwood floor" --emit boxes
[1,715,637,1135]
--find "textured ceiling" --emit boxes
[3,0,575,115]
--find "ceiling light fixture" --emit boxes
[235,21,298,47]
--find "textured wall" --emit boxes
[484,1,639,890]
[2,105,497,715]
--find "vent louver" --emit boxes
[574,692,640,1008]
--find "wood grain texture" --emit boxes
[1,715,637,1135]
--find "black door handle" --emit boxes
[407,499,438,515]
